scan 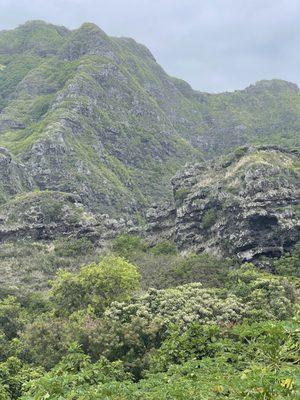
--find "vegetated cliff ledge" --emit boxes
[0,190,136,245]
[146,145,300,260]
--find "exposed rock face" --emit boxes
[146,146,300,260]
[146,202,176,242]
[0,147,31,201]
[0,191,135,246]
[0,190,139,292]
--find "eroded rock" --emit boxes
[146,146,300,260]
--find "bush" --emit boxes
[202,208,217,229]
[174,188,190,205]
[0,297,24,340]
[227,263,296,320]
[150,241,178,256]
[50,256,141,315]
[274,243,300,277]
[112,234,147,260]
[171,253,234,288]
[54,237,93,257]
[21,344,130,399]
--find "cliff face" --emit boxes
[146,146,300,260]
[0,146,299,292]
[0,191,135,245]
[0,21,300,214]
[0,147,29,202]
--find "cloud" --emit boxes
[0,0,299,92]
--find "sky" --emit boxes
[0,0,299,93]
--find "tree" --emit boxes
[50,256,140,315]
[274,243,300,277]
[227,263,296,320]
[0,297,23,340]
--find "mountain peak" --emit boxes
[60,21,116,61]
[78,22,108,36]
[0,20,69,56]
[17,19,70,36]
[19,19,55,29]
[248,79,299,93]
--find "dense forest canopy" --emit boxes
[0,237,299,399]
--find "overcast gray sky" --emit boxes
[0,0,299,92]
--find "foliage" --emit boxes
[0,297,24,341]
[20,314,300,399]
[112,234,147,260]
[0,357,42,400]
[149,319,300,373]
[53,237,94,258]
[202,208,218,229]
[21,344,130,400]
[170,253,234,288]
[174,188,190,204]
[50,255,140,315]
[0,252,298,398]
[227,263,296,320]
[274,243,300,277]
[150,240,178,255]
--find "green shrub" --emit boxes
[54,237,93,257]
[112,234,147,260]
[171,253,234,287]
[174,188,190,204]
[150,240,178,256]
[274,243,300,277]
[202,208,217,229]
[227,263,296,320]
[0,297,24,340]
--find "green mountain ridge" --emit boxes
[0,20,299,214]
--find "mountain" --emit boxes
[0,20,299,214]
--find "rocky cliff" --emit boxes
[146,146,300,260]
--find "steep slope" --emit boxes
[0,21,299,214]
[146,146,300,260]
[0,21,201,213]
[190,80,300,155]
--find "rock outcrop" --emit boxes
[0,147,31,202]
[0,191,135,246]
[146,146,300,260]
